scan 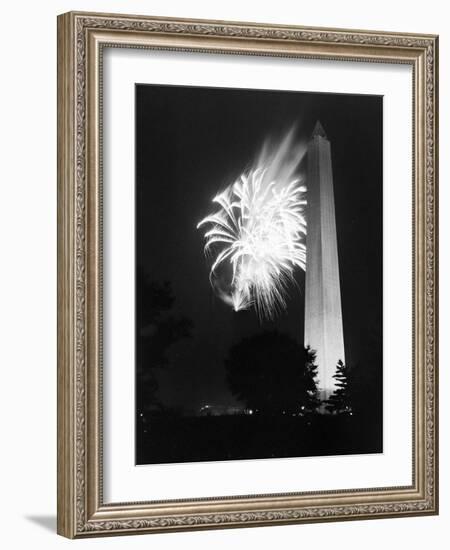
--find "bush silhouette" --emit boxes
[225,331,318,414]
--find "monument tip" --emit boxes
[311,120,327,139]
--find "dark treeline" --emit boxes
[136,298,382,464]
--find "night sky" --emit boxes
[135,84,382,412]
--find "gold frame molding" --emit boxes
[57,11,439,539]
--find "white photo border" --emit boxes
[102,47,413,504]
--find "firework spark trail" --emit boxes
[197,128,307,319]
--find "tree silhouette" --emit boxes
[136,267,193,416]
[225,331,319,415]
[324,325,382,418]
[347,325,382,420]
[325,360,352,414]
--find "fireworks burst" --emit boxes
[197,128,307,319]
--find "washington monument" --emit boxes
[304,121,345,400]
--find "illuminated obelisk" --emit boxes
[304,121,345,401]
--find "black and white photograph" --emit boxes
[1,0,442,545]
[135,84,383,465]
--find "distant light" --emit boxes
[140,413,143,417]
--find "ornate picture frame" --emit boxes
[57,11,438,538]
